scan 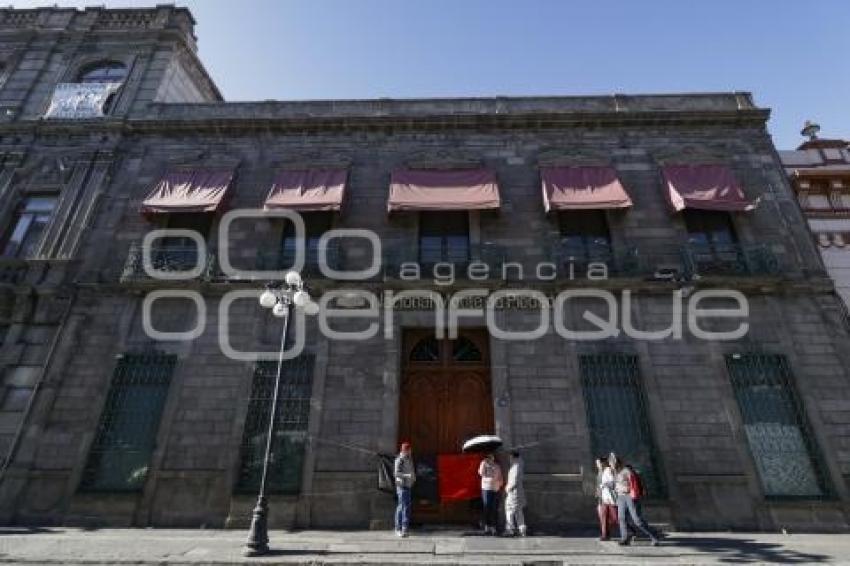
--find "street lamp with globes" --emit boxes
[244,270,317,557]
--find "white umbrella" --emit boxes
[462,435,503,453]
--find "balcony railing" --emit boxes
[552,243,642,278]
[681,243,780,278]
[256,241,342,278]
[121,243,212,282]
[383,241,507,280]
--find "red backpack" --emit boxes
[628,467,646,500]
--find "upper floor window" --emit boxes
[79,61,126,114]
[147,212,213,272]
[45,61,127,120]
[77,61,127,83]
[683,210,737,248]
[281,212,332,266]
[1,196,57,259]
[419,211,469,265]
[558,210,611,262]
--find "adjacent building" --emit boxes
[780,124,850,308]
[0,6,848,532]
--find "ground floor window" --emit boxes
[79,352,176,492]
[726,353,831,499]
[235,355,314,495]
[579,353,665,497]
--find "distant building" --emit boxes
[0,6,848,533]
[780,123,850,307]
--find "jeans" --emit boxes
[395,487,411,531]
[616,493,656,542]
[482,489,500,530]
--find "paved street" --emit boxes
[0,528,848,565]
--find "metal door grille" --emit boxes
[579,353,666,497]
[726,353,832,499]
[79,352,176,492]
[235,355,314,495]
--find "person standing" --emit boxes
[478,452,504,535]
[394,442,415,537]
[595,456,617,541]
[609,453,658,546]
[504,451,527,537]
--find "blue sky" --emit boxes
[14,0,850,148]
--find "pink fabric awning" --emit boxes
[541,166,632,212]
[663,164,754,212]
[264,169,348,211]
[388,168,501,212]
[141,168,234,214]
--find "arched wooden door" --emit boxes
[399,329,493,524]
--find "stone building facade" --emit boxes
[0,6,849,532]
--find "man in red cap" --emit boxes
[394,441,415,537]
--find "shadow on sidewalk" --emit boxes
[0,526,63,536]
[665,536,830,564]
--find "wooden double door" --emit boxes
[398,329,494,524]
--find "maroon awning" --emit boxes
[541,166,632,212]
[663,164,754,212]
[141,168,234,214]
[388,168,501,212]
[264,169,348,211]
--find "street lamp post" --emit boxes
[244,270,315,557]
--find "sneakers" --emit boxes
[518,526,527,537]
[395,529,402,537]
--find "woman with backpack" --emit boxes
[609,453,659,546]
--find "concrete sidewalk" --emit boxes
[0,527,847,565]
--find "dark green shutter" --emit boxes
[726,353,831,499]
[579,353,666,497]
[235,355,314,495]
[80,352,176,492]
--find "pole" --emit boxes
[244,300,292,556]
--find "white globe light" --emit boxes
[293,289,310,307]
[303,301,319,316]
[272,302,287,317]
[285,271,302,287]
[259,290,277,308]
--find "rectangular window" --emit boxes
[79,352,176,492]
[2,196,57,259]
[683,210,742,274]
[149,213,213,271]
[280,212,333,271]
[579,353,665,497]
[726,353,831,499]
[558,210,611,262]
[235,355,314,495]
[683,210,737,247]
[419,211,469,265]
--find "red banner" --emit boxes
[437,453,481,501]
